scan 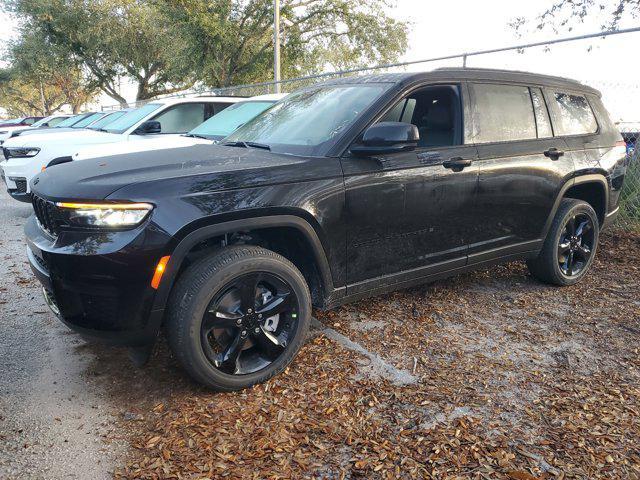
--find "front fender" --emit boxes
[150,214,336,315]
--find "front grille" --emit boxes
[31,194,61,237]
[13,177,27,193]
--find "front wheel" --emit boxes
[166,245,311,391]
[527,198,599,286]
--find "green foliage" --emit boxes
[158,0,409,88]
[4,0,196,104]
[511,0,640,33]
[2,0,409,103]
[0,30,98,115]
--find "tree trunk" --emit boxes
[39,80,47,115]
[100,86,129,109]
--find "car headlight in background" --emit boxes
[4,147,40,158]
[56,202,153,227]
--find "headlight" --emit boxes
[56,202,153,228]
[5,147,40,158]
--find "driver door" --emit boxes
[340,83,479,293]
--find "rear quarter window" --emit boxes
[550,92,597,136]
[469,83,537,143]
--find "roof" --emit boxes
[151,96,244,106]
[316,68,600,96]
[245,93,288,101]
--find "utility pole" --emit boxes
[273,0,281,93]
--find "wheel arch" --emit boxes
[151,214,336,315]
[543,173,609,238]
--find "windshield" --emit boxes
[47,116,70,127]
[225,84,387,155]
[30,116,55,127]
[87,110,128,130]
[56,114,88,128]
[72,112,105,128]
[1,118,22,125]
[103,103,163,134]
[190,101,275,139]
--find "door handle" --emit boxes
[543,148,565,160]
[443,157,473,171]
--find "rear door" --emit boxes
[468,83,574,262]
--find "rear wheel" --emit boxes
[527,198,599,286]
[166,245,311,391]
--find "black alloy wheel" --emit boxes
[527,198,600,286]
[557,213,596,277]
[166,245,311,391]
[201,272,299,375]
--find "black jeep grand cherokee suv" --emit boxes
[26,68,627,390]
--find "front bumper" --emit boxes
[25,215,169,346]
[1,156,45,197]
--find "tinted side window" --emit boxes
[530,88,553,138]
[152,103,206,134]
[376,85,460,148]
[212,102,233,115]
[470,83,536,143]
[551,92,597,135]
[379,98,416,124]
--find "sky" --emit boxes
[1,0,639,121]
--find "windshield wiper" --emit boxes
[223,140,270,151]
[183,133,211,140]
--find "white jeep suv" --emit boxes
[72,94,287,162]
[0,96,240,201]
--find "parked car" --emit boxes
[25,114,72,129]
[11,112,101,138]
[1,97,240,201]
[24,68,626,390]
[621,130,638,160]
[0,116,43,128]
[1,112,103,145]
[0,114,70,143]
[1,114,75,144]
[73,94,286,161]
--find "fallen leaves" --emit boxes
[114,231,640,479]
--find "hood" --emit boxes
[74,135,211,161]
[3,129,119,148]
[0,126,27,140]
[0,125,28,134]
[31,144,316,201]
[10,127,79,138]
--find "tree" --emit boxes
[512,0,640,33]
[4,0,196,105]
[155,0,409,88]
[0,31,98,115]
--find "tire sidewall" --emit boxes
[176,253,311,390]
[551,202,599,286]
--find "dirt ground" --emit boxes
[113,231,640,479]
[1,186,638,479]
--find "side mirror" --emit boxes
[134,120,161,135]
[351,122,419,156]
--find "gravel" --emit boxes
[0,189,125,479]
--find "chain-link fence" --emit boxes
[616,123,640,230]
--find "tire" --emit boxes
[166,245,311,391]
[527,198,599,286]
